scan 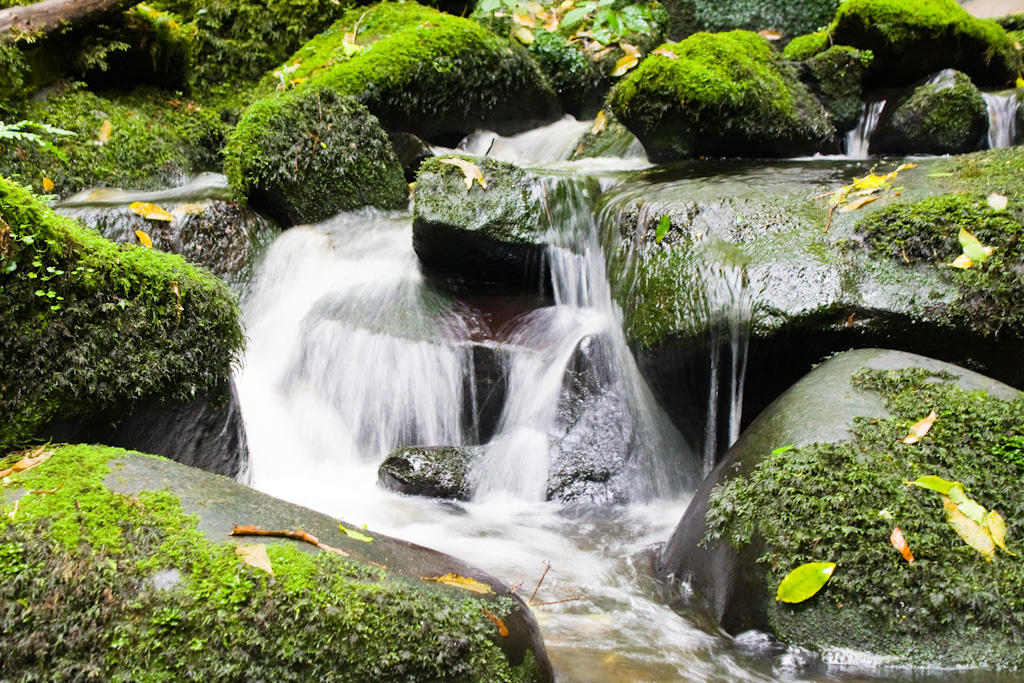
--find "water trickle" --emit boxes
[458,115,594,162]
[983,92,1020,149]
[846,100,886,157]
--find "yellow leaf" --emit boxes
[652,47,678,59]
[169,280,183,321]
[42,177,54,192]
[619,42,641,58]
[422,573,493,594]
[129,201,174,221]
[0,446,54,478]
[902,409,936,444]
[987,511,1016,555]
[439,158,487,190]
[611,53,638,77]
[949,253,974,269]
[840,195,880,212]
[590,110,607,135]
[236,544,274,575]
[513,12,536,27]
[544,16,559,31]
[513,26,534,44]
[1017,71,1024,88]
[890,526,914,563]
[97,120,112,145]
[135,230,153,248]
[758,29,782,40]
[943,495,995,559]
[987,192,1009,211]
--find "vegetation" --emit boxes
[0,444,538,681]
[673,0,838,39]
[704,367,1024,666]
[0,177,243,451]
[799,45,873,132]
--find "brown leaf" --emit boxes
[439,158,487,190]
[902,410,937,444]
[652,47,678,59]
[840,195,879,212]
[422,573,493,594]
[236,544,274,575]
[890,526,914,563]
[0,446,54,478]
[482,607,509,636]
[758,29,782,40]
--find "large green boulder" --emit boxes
[225,86,407,227]
[609,31,835,162]
[0,177,243,454]
[797,45,873,135]
[656,349,1024,667]
[0,444,552,681]
[260,2,560,144]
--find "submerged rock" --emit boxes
[870,70,989,155]
[656,348,1024,667]
[225,87,407,227]
[0,445,553,681]
[610,31,835,162]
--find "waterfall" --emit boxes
[846,100,886,157]
[458,115,594,162]
[983,92,1020,149]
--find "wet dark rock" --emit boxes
[390,131,435,182]
[870,70,989,155]
[378,445,480,500]
[798,45,873,134]
[655,348,1023,666]
[467,341,508,443]
[39,380,250,479]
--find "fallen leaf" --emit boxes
[439,158,487,190]
[543,16,559,31]
[652,47,678,59]
[902,409,937,444]
[482,607,509,636]
[236,544,274,575]
[97,120,112,145]
[423,573,493,594]
[948,486,987,525]
[590,110,607,135]
[987,511,1015,555]
[611,53,638,77]
[619,42,641,58]
[987,192,1008,211]
[42,177,54,192]
[758,29,782,40]
[840,195,879,212]
[776,562,836,603]
[0,446,54,478]
[890,527,914,563]
[1018,71,1024,89]
[906,475,960,495]
[513,26,534,44]
[513,12,536,27]
[949,253,975,269]
[135,230,153,248]
[169,280,183,321]
[654,215,670,243]
[942,495,995,559]
[129,201,174,222]
[339,523,373,542]
[959,227,991,265]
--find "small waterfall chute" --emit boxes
[846,100,886,157]
[983,91,1020,149]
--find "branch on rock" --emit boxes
[0,0,138,43]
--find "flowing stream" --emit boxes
[234,121,1019,682]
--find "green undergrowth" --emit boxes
[704,368,1024,666]
[0,444,530,681]
[0,178,243,451]
[0,85,227,197]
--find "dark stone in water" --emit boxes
[39,379,249,479]
[389,131,435,182]
[378,445,480,501]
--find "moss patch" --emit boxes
[704,367,1024,666]
[0,178,243,452]
[0,444,534,681]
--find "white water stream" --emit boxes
[983,92,1020,149]
[845,100,885,158]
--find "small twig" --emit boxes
[28,483,64,495]
[8,499,19,520]
[824,202,838,233]
[528,596,584,607]
[528,561,551,605]
[230,524,349,556]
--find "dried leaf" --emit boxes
[169,280,183,321]
[949,253,975,269]
[129,201,174,222]
[42,177,54,192]
[544,16,560,31]
[619,42,641,58]
[987,192,1008,211]
[439,158,487,190]
[339,523,373,542]
[776,562,836,603]
[611,53,638,77]
[423,573,493,594]
[987,511,1016,555]
[902,410,937,444]
[482,607,509,636]
[135,230,153,248]
[97,120,112,145]
[236,544,274,575]
[942,495,995,559]
[590,110,607,135]
[512,12,536,27]
[652,47,678,59]
[840,195,879,212]
[0,447,54,478]
[758,29,782,40]
[890,527,914,563]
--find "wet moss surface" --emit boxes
[0,178,243,452]
[0,445,540,681]
[704,367,1024,666]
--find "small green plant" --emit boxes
[0,120,75,162]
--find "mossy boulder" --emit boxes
[870,70,989,155]
[660,0,839,41]
[569,107,645,160]
[225,87,407,227]
[609,31,835,163]
[0,177,244,455]
[794,0,1021,87]
[379,445,480,501]
[0,444,552,681]
[0,86,227,199]
[261,2,560,144]
[795,45,873,134]
[656,349,1024,667]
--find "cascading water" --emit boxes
[982,92,1020,149]
[845,100,886,157]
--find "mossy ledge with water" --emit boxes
[0,444,548,681]
[0,177,244,452]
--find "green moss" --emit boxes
[685,0,838,39]
[0,86,227,197]
[801,45,873,132]
[0,445,535,681]
[224,86,407,225]
[610,30,833,160]
[0,178,244,451]
[782,31,830,61]
[705,368,1024,666]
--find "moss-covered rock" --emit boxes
[661,0,838,41]
[379,445,479,501]
[870,70,989,155]
[0,177,244,453]
[0,85,227,198]
[0,444,552,681]
[569,107,645,160]
[826,0,1020,87]
[796,45,873,134]
[657,349,1024,667]
[260,1,560,144]
[224,87,407,227]
[609,31,835,162]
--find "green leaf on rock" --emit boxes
[339,524,373,542]
[776,562,836,603]
[987,511,1016,556]
[906,475,959,495]
[942,495,995,559]
[655,215,670,243]
[959,227,990,264]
